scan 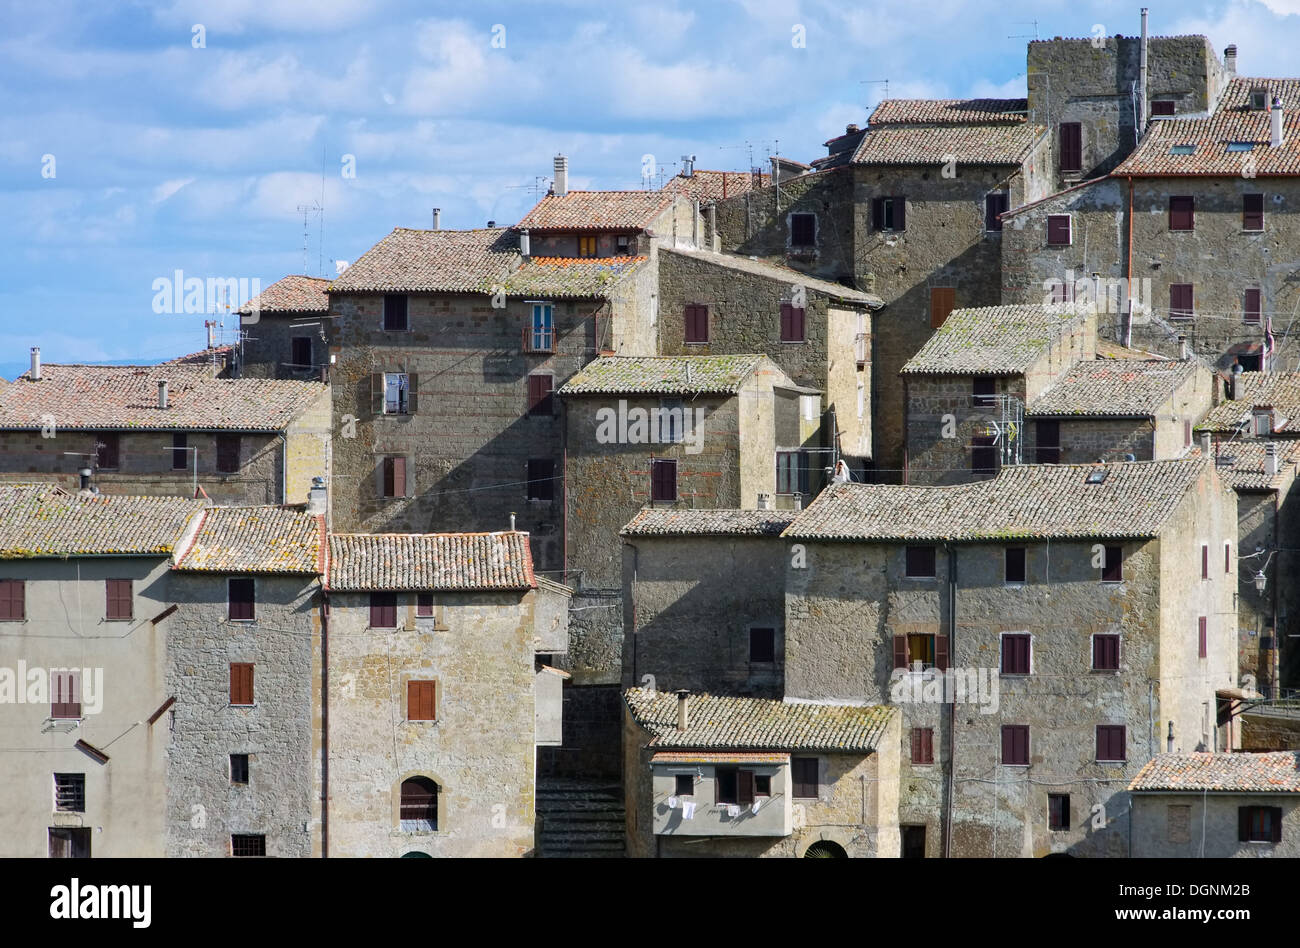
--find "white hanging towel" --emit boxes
[682,801,697,820]
[667,796,679,810]
[750,799,761,814]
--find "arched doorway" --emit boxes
[400,851,432,858]
[803,839,848,858]
[399,776,439,832]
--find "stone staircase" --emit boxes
[536,778,626,857]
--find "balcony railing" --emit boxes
[522,326,555,354]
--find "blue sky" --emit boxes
[3,0,1300,374]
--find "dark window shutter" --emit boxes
[383,294,408,331]
[1170,283,1194,318]
[1202,544,1209,579]
[291,336,312,368]
[985,193,1008,230]
[1245,288,1262,323]
[370,373,385,414]
[930,287,955,329]
[780,303,792,340]
[1059,123,1082,171]
[1151,100,1176,116]
[1226,543,1231,574]
[172,433,188,470]
[738,770,755,805]
[1036,420,1060,463]
[1003,726,1029,764]
[792,757,818,797]
[1103,546,1123,582]
[893,634,909,669]
[52,670,81,718]
[0,580,24,621]
[528,374,553,415]
[651,459,677,502]
[934,635,949,671]
[1243,193,1264,230]
[406,373,419,414]
[106,579,132,620]
[228,577,255,621]
[1239,807,1251,841]
[371,592,397,628]
[216,435,241,473]
[1005,547,1027,583]
[97,433,120,469]
[1199,616,1208,658]
[1169,196,1195,231]
[894,195,906,231]
[1271,807,1283,843]
[871,197,884,230]
[417,593,434,617]
[1047,215,1071,245]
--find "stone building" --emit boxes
[901,303,1096,485]
[782,458,1239,857]
[621,689,900,858]
[0,357,331,506]
[1129,752,1300,857]
[559,354,817,682]
[236,274,331,380]
[324,531,569,858]
[0,486,204,857]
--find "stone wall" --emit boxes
[240,312,327,380]
[1131,792,1300,857]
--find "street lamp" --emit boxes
[1254,570,1267,594]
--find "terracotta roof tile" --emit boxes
[852,123,1045,166]
[0,485,203,557]
[501,255,647,298]
[327,532,534,591]
[328,227,520,294]
[0,365,327,431]
[558,355,764,396]
[1199,373,1300,433]
[624,689,896,752]
[1027,359,1196,416]
[1206,438,1300,491]
[783,458,1211,542]
[868,98,1028,126]
[901,303,1091,376]
[621,508,796,537]
[238,275,330,315]
[174,506,324,574]
[661,169,770,202]
[1215,77,1300,114]
[518,191,675,231]
[1129,751,1300,792]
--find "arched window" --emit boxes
[400,777,439,832]
[803,840,847,858]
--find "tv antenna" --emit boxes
[859,79,890,113]
[1008,20,1039,40]
[296,201,322,276]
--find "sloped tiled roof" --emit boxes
[500,256,647,297]
[901,303,1090,376]
[852,123,1044,166]
[1027,359,1196,417]
[1129,751,1300,792]
[0,366,327,431]
[783,459,1210,542]
[161,347,235,373]
[659,247,883,306]
[0,485,203,557]
[327,533,534,591]
[1115,99,1300,176]
[518,191,675,231]
[661,169,770,202]
[1215,77,1300,114]
[1198,374,1300,433]
[559,355,764,396]
[328,228,520,293]
[621,508,796,537]
[624,689,896,752]
[868,98,1028,126]
[1206,439,1300,491]
[174,506,324,574]
[238,275,330,314]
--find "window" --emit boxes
[1243,193,1265,231]
[381,456,407,498]
[930,287,955,329]
[790,213,816,247]
[675,774,694,797]
[230,754,249,785]
[417,593,434,617]
[907,633,935,668]
[1001,725,1030,766]
[972,377,996,408]
[1150,100,1176,116]
[1101,546,1123,583]
[780,302,806,342]
[1202,543,1209,579]
[1250,89,1269,111]
[1239,354,1261,372]
[216,434,241,473]
[657,399,685,444]
[526,459,555,501]
[1198,616,1208,659]
[1096,725,1126,762]
[1169,196,1195,231]
[1058,122,1082,172]
[1093,634,1120,671]
[54,773,84,812]
[383,373,410,414]
[1036,421,1061,464]
[911,728,934,765]
[1244,288,1262,324]
[1239,806,1282,843]
[231,834,266,857]
[96,433,120,470]
[1225,542,1232,574]
[791,757,819,798]
[1184,419,1193,448]
[971,435,997,479]
[1046,215,1072,246]
[871,196,905,231]
[985,192,1009,231]
[715,767,757,806]
[0,579,25,621]
[894,633,948,671]
[1005,547,1026,584]
[1169,144,1196,156]
[383,294,409,331]
[1001,633,1031,675]
[578,236,597,257]
[105,579,132,621]
[228,577,255,621]
[755,775,771,796]
[905,546,936,578]
[1048,794,1070,831]
[616,235,631,255]
[1169,283,1194,320]
[527,374,554,416]
[48,827,92,858]
[407,680,436,721]
[683,304,709,343]
[171,433,187,470]
[749,627,776,663]
[229,663,254,706]
[651,459,677,503]
[290,336,312,369]
[527,303,555,353]
[370,592,398,629]
[776,451,808,496]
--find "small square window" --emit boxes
[749,627,776,663]
[1093,634,1120,671]
[230,754,249,785]
[383,294,409,331]
[905,546,936,578]
[790,213,816,247]
[417,593,434,618]
[527,458,555,501]
[1101,546,1123,583]
[231,834,266,857]
[1046,215,1072,246]
[1150,100,1176,116]
[1001,725,1030,766]
[675,774,694,797]
[54,773,85,812]
[1048,793,1070,830]
[1096,724,1126,762]
[228,577,255,622]
[1001,634,1031,675]
[754,775,771,796]
[1239,805,1282,843]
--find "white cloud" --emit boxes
[152,178,194,204]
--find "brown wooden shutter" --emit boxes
[0,580,23,621]
[1245,288,1262,323]
[408,680,436,720]
[230,663,253,705]
[406,373,419,414]
[738,770,755,805]
[371,592,397,628]
[216,435,241,473]
[1243,193,1265,231]
[417,593,434,617]
[528,374,553,415]
[52,670,81,718]
[1059,123,1082,171]
[106,579,132,620]
[391,456,407,497]
[1001,726,1015,764]
[930,287,955,329]
[1046,215,1071,245]
[1170,283,1194,318]
[934,635,950,671]
[1198,616,1208,658]
[1270,807,1283,843]
[228,577,255,621]
[893,634,909,669]
[1169,196,1195,230]
[651,459,677,502]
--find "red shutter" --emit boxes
[1245,288,1262,323]
[371,593,397,628]
[408,681,436,721]
[52,670,81,718]
[106,579,132,620]
[893,635,909,669]
[1170,284,1194,318]
[528,375,553,415]
[1199,616,1208,658]
[930,287,955,329]
[1046,215,1071,246]
[934,635,950,671]
[1202,544,1209,579]
[1243,193,1264,231]
[1169,196,1195,231]
[780,303,792,340]
[230,663,253,705]
[0,580,23,621]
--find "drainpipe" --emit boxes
[902,377,910,484]
[1273,496,1281,699]
[942,543,957,859]
[1124,177,1134,348]
[320,587,330,857]
[279,432,289,503]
